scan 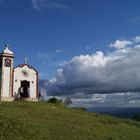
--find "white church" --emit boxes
[0,45,38,101]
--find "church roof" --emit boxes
[14,64,38,73]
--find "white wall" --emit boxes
[13,65,38,98]
[2,67,10,97]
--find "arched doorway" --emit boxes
[20,80,30,98]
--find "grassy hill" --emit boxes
[0,102,140,140]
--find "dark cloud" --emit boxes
[70,92,140,108]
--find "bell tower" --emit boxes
[0,45,14,101]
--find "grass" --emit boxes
[0,102,140,140]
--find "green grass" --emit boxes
[0,102,140,140]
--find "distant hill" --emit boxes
[0,102,140,140]
[87,107,140,118]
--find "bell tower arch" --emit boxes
[0,45,14,101]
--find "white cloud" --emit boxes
[109,39,132,49]
[55,49,62,53]
[31,0,67,10]
[134,45,140,48]
[68,51,107,68]
[39,35,140,107]
[133,36,140,43]
[86,46,91,50]
[32,0,48,9]
[56,60,67,67]
[50,2,67,10]
[46,45,140,96]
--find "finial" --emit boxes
[2,44,13,55]
[24,57,28,64]
[5,44,10,49]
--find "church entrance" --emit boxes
[20,80,30,98]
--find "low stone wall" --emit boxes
[1,97,14,102]
[25,98,38,102]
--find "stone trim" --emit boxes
[1,97,14,101]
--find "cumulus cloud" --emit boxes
[46,44,140,96]
[39,35,140,107]
[109,39,132,49]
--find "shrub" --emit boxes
[47,97,62,104]
[132,114,140,121]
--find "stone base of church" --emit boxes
[1,97,15,102]
[24,97,38,102]
[1,97,38,102]
[14,97,39,102]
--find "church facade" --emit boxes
[0,46,38,101]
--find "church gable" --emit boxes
[14,64,37,79]
[13,64,38,101]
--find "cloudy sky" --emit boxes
[0,0,140,108]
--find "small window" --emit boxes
[5,58,11,67]
[15,79,17,82]
[32,81,34,84]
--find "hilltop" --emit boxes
[0,102,140,140]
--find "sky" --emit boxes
[1,0,140,108]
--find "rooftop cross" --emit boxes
[6,44,10,48]
[5,44,10,50]
[24,57,28,64]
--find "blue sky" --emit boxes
[1,0,140,107]
[0,0,140,79]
